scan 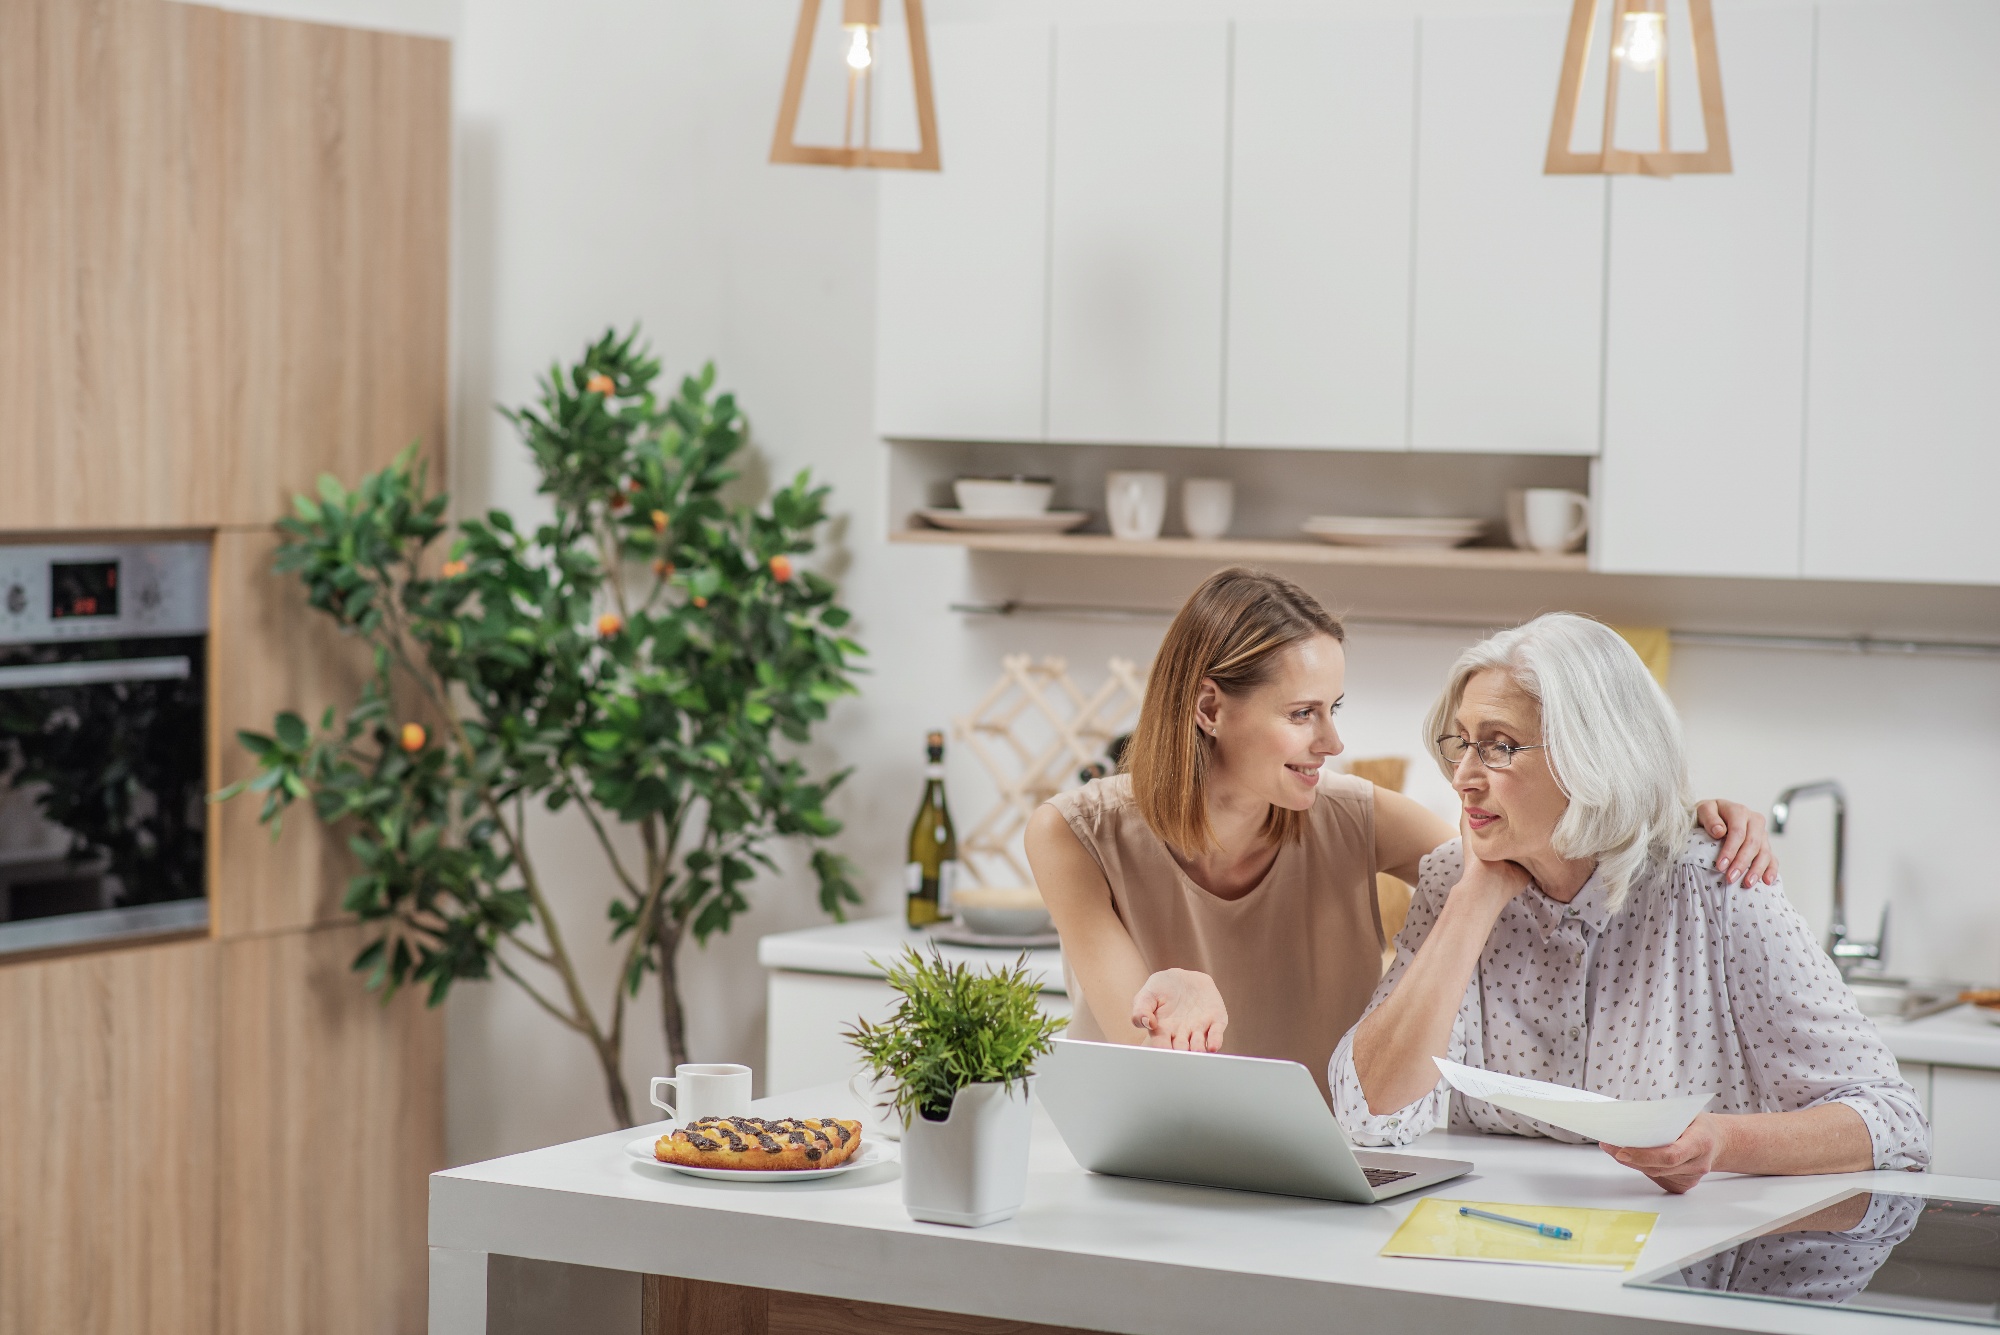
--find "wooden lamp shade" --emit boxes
[770,0,940,171]
[1546,0,1731,177]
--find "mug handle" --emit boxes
[650,1076,679,1118]
[1565,494,1591,549]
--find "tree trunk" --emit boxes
[658,930,690,1071]
[599,1039,636,1128]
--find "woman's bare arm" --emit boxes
[1026,804,1156,1046]
[1372,788,1453,886]
[1603,1103,1873,1194]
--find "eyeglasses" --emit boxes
[1435,735,1546,770]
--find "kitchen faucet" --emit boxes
[1770,780,1885,978]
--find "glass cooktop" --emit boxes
[1630,1190,2000,1326]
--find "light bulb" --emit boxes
[1613,11,1665,71]
[844,26,874,71]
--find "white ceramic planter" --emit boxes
[899,1078,1035,1227]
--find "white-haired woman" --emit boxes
[1330,613,1927,1192]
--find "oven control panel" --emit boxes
[0,542,209,644]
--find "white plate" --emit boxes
[929,923,1062,950]
[1302,516,1488,549]
[917,508,1089,534]
[624,1134,891,1182]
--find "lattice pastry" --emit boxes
[653,1115,863,1171]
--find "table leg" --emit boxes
[430,1246,490,1335]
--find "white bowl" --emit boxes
[953,477,1054,518]
[951,885,1053,937]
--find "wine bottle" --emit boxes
[905,730,960,928]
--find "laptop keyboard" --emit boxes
[1362,1167,1417,1187]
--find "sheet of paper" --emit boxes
[1434,1058,1713,1148]
[1381,1197,1660,1271]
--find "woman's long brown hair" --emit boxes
[1124,568,1345,854]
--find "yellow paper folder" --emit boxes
[1381,1198,1660,1271]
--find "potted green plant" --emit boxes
[844,945,1066,1227]
[218,327,863,1128]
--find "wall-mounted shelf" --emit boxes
[890,528,1588,573]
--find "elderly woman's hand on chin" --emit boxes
[1130,969,1229,1052]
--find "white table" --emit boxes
[430,1082,2000,1335]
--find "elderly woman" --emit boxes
[1330,613,1928,1192]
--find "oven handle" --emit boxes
[0,656,193,691]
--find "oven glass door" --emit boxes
[0,634,206,949]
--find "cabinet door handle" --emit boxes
[0,656,192,691]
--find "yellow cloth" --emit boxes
[1381,1198,1660,1272]
[1612,625,1672,687]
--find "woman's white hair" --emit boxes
[1424,613,1694,910]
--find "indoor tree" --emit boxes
[220,327,863,1127]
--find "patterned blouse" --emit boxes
[1328,833,1930,1171]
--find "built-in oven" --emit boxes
[0,541,210,956]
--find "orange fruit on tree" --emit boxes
[692,596,708,608]
[769,554,794,583]
[399,723,426,752]
[586,373,615,396]
[597,612,624,636]
[440,559,468,578]
[651,509,668,533]
[652,559,674,578]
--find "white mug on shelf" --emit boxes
[650,1062,752,1125]
[1105,470,1168,541]
[1181,478,1235,541]
[1520,488,1590,554]
[847,1068,903,1142]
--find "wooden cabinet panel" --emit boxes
[1929,1065,2000,1179]
[1410,13,1605,456]
[0,0,223,531]
[208,527,378,937]
[1225,18,1416,451]
[1803,1,2000,584]
[1597,6,1813,578]
[1046,21,1229,447]
[218,923,444,1335]
[217,12,451,526]
[0,938,217,1335]
[875,22,1052,443]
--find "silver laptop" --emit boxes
[1037,1039,1472,1204]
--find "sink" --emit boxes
[1845,977,1963,1024]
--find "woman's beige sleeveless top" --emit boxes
[1049,773,1383,1103]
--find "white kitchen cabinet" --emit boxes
[1803,1,2000,585]
[1046,21,1229,447]
[1409,12,1606,456]
[875,22,1052,442]
[1596,7,1814,578]
[765,970,1072,1097]
[1930,1065,2000,1179]
[1224,18,1416,452]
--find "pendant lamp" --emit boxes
[1546,0,1731,177]
[771,0,940,171]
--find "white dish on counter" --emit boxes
[1302,516,1488,549]
[918,508,1089,534]
[953,477,1054,517]
[929,923,1062,950]
[624,1134,892,1182]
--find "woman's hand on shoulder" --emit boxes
[1695,799,1778,887]
[1130,969,1228,1052]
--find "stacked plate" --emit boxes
[1302,515,1489,549]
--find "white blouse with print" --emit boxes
[1328,833,1930,1171]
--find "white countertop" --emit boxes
[759,918,2000,1071]
[757,914,1067,993]
[432,1081,2000,1335]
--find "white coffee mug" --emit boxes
[1521,488,1590,553]
[1181,478,1234,541]
[650,1063,752,1125]
[1105,471,1168,541]
[847,1068,903,1142]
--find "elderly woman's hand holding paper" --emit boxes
[1328,614,1929,1194]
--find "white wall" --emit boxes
[446,0,2000,1167]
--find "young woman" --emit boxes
[1027,569,1775,1102]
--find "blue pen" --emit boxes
[1459,1206,1574,1240]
